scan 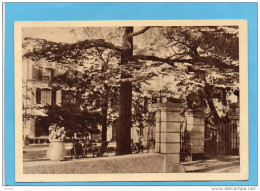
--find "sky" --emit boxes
[22,26,165,57]
[22,26,150,44]
[23,27,87,43]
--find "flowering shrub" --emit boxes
[49,124,66,141]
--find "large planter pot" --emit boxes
[47,140,66,161]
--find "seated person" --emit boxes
[71,139,83,159]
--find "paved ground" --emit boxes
[182,156,240,173]
[23,145,240,173]
[23,153,165,174]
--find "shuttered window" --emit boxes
[42,68,51,82]
[32,66,42,80]
[41,89,51,105]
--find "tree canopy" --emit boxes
[23,25,239,153]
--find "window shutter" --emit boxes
[39,68,42,80]
[51,90,56,105]
[51,69,56,79]
[32,66,42,80]
[36,88,41,104]
[32,67,37,79]
[42,68,51,81]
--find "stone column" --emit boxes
[151,100,184,172]
[185,110,208,161]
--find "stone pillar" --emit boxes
[151,100,184,172]
[185,110,207,161]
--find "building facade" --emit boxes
[23,59,62,139]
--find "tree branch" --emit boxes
[129,54,193,67]
[187,80,205,87]
[187,80,237,89]
[130,53,238,76]
[129,27,151,37]
[23,38,122,62]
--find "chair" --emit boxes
[82,143,92,158]
[92,141,109,157]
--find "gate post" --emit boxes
[185,109,208,161]
[151,99,184,172]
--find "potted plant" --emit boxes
[47,124,66,161]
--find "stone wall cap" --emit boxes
[185,109,209,118]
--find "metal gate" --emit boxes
[180,118,189,161]
[224,119,239,155]
[181,115,239,160]
[216,118,239,155]
[205,118,239,156]
[204,121,217,157]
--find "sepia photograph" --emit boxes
[14,20,248,182]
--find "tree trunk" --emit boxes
[116,80,132,154]
[100,51,109,142]
[116,27,133,155]
[204,84,226,154]
[101,83,108,141]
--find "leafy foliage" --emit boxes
[23,26,240,142]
